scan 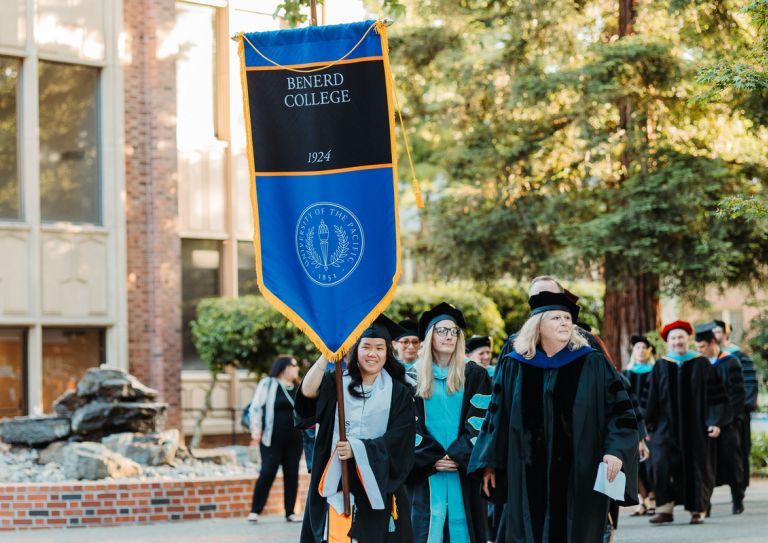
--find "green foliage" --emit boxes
[277,0,406,26]
[384,0,768,303]
[750,431,768,476]
[747,307,768,378]
[695,0,768,107]
[190,296,316,376]
[385,283,506,349]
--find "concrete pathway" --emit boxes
[5,481,768,542]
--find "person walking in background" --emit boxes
[409,302,492,543]
[247,355,303,523]
[623,334,656,516]
[393,319,420,369]
[713,319,758,494]
[642,321,728,525]
[695,322,746,514]
[466,335,495,377]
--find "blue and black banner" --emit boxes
[238,20,401,360]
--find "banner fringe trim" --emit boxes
[238,21,403,363]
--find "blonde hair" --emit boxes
[415,326,466,399]
[513,311,588,359]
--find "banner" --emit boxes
[238,20,400,360]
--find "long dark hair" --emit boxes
[346,339,406,399]
[270,355,298,383]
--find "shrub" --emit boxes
[190,296,316,376]
[751,430,768,477]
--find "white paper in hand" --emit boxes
[593,462,626,501]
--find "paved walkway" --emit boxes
[6,481,768,542]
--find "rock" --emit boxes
[75,368,159,401]
[102,430,181,466]
[71,400,167,438]
[38,441,67,465]
[52,390,88,417]
[191,448,237,465]
[222,445,260,466]
[60,442,143,480]
[0,415,70,446]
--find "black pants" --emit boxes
[250,432,303,516]
[741,412,752,491]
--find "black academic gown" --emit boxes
[469,348,639,543]
[294,370,415,543]
[622,368,653,494]
[641,354,729,513]
[710,352,746,490]
[728,347,758,490]
[409,361,491,543]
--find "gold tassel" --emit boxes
[391,495,398,520]
[390,73,425,209]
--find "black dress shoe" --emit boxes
[732,501,744,514]
[690,513,704,524]
[649,513,674,524]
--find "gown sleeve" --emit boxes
[294,370,336,428]
[706,363,731,428]
[446,363,492,470]
[599,354,640,506]
[725,358,746,423]
[467,357,513,504]
[737,351,759,411]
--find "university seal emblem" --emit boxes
[295,202,365,287]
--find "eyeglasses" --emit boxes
[434,326,459,337]
[398,339,419,346]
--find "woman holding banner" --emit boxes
[409,302,491,543]
[295,315,415,543]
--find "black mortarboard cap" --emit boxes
[418,302,467,341]
[630,334,651,349]
[712,319,727,331]
[395,319,419,341]
[528,291,580,320]
[466,335,492,353]
[361,314,405,343]
[694,322,717,343]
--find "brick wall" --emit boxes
[122,0,183,429]
[0,475,310,531]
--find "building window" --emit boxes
[238,241,260,296]
[0,329,26,417]
[42,328,104,413]
[0,56,21,220]
[176,1,217,149]
[182,239,222,369]
[39,61,101,224]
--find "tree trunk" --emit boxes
[190,370,220,449]
[602,264,660,369]
[599,0,655,370]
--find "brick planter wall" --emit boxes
[0,474,309,531]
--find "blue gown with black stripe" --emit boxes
[409,361,491,543]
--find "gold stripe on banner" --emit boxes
[254,163,393,177]
[238,20,401,361]
[244,55,384,72]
